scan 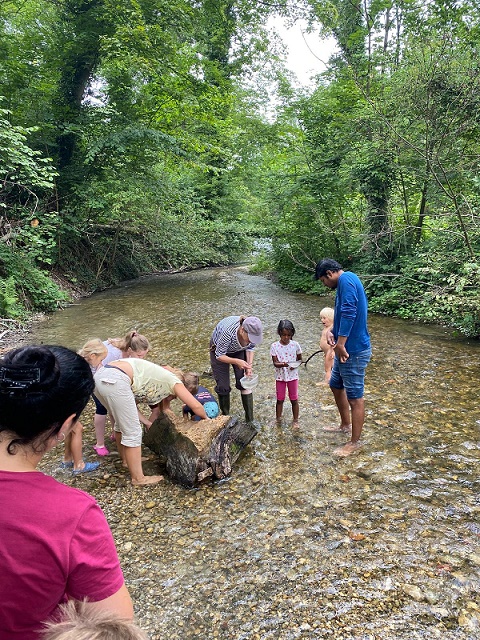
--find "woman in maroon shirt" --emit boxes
[0,345,133,639]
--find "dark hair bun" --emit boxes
[0,345,94,453]
[0,346,60,396]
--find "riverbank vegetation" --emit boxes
[1,1,479,336]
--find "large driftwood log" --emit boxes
[143,410,258,487]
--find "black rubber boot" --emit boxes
[218,394,230,416]
[241,393,254,423]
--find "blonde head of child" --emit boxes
[78,339,108,369]
[183,371,199,396]
[42,601,147,640]
[319,307,334,328]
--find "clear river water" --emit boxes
[34,266,480,640]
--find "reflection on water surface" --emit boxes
[35,267,480,639]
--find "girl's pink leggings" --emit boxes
[276,379,299,402]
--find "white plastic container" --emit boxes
[287,361,302,368]
[240,374,259,390]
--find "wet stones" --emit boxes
[458,603,480,631]
[401,583,425,601]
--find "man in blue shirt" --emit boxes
[315,258,371,457]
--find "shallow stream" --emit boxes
[35,267,480,639]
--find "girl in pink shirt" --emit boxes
[270,319,303,428]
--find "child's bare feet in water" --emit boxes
[132,475,164,486]
[333,441,363,457]
[292,420,300,430]
[323,424,352,433]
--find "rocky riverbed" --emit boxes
[37,398,480,640]
[0,316,44,355]
[5,267,480,640]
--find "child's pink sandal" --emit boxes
[93,445,110,456]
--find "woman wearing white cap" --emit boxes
[209,315,263,422]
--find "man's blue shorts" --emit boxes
[330,348,371,399]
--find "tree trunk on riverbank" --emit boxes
[143,410,258,487]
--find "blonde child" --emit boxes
[58,339,107,475]
[42,601,147,640]
[270,319,302,427]
[316,307,335,386]
[183,371,220,420]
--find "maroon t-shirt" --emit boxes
[0,470,125,639]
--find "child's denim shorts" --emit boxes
[330,348,371,399]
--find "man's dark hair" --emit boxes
[315,259,343,280]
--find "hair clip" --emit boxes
[0,365,41,394]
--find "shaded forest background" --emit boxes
[1,0,479,336]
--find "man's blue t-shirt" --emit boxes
[333,271,370,354]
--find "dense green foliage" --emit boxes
[0,0,271,317]
[0,0,478,335]
[255,0,480,337]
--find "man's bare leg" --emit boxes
[334,397,365,457]
[324,387,352,432]
[349,397,364,443]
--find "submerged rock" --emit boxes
[401,584,425,601]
